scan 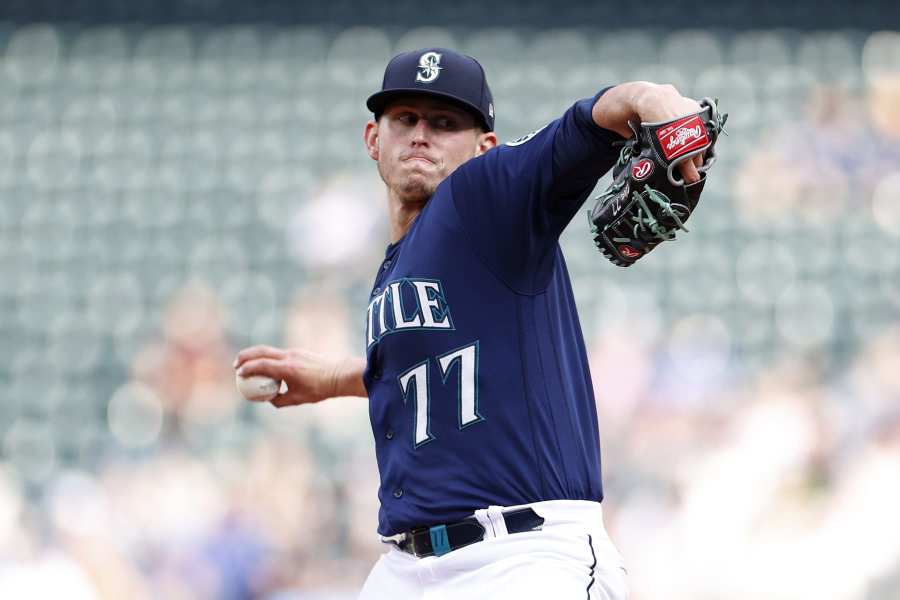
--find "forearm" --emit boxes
[234,345,369,406]
[591,81,662,138]
[333,356,368,398]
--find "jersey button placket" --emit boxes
[392,488,403,499]
[385,430,394,440]
[370,349,382,381]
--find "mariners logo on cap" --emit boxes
[415,51,442,83]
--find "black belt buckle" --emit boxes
[403,507,545,558]
[407,520,485,557]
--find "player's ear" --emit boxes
[474,131,498,157]
[364,120,380,161]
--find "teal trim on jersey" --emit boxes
[437,340,485,431]
[364,289,390,350]
[388,280,422,329]
[366,277,456,351]
[397,359,436,449]
[429,524,451,557]
[419,278,455,329]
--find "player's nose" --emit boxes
[410,118,430,145]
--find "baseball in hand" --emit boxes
[235,373,283,402]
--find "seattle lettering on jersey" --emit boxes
[366,278,454,349]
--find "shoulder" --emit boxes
[505,124,550,147]
[452,120,564,181]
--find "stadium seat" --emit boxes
[730,30,792,72]
[595,30,659,70]
[394,27,459,54]
[660,30,725,70]
[3,24,63,89]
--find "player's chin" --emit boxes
[403,167,440,186]
[397,175,437,204]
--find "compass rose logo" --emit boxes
[415,51,443,83]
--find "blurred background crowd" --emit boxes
[1,1,900,598]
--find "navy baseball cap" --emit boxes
[366,48,495,131]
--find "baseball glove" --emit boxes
[588,97,727,267]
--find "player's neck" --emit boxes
[387,192,427,243]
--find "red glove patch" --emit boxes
[656,114,709,161]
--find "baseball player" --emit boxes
[235,48,714,599]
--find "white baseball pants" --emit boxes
[358,500,628,600]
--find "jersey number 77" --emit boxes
[397,341,484,448]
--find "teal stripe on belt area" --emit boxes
[429,525,451,556]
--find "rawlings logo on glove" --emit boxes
[631,159,654,180]
[659,115,709,160]
[588,97,727,267]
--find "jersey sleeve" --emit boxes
[449,87,626,294]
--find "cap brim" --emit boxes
[366,88,492,131]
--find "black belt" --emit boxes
[396,507,545,558]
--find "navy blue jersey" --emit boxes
[363,90,624,536]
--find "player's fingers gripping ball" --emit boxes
[588,97,728,266]
[235,373,284,402]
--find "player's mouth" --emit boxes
[402,154,436,165]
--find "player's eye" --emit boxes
[429,115,456,130]
[397,113,418,126]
